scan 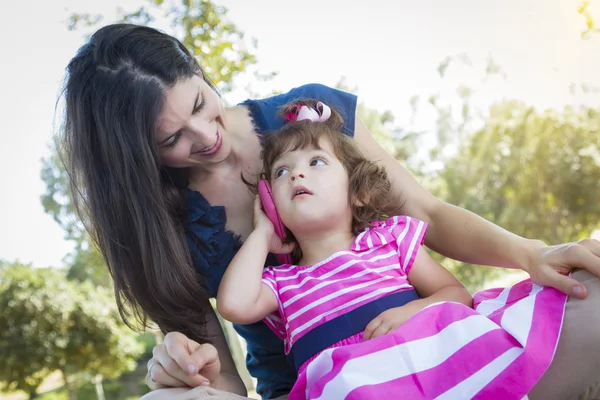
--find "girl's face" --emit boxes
[270,138,352,234]
[155,74,230,169]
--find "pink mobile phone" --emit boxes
[257,180,293,265]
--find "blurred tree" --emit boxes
[579,1,600,39]
[409,56,600,290]
[66,0,276,94]
[335,77,423,174]
[0,263,143,400]
[437,102,600,290]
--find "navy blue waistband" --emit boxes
[288,289,420,371]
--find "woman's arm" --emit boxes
[205,307,247,395]
[353,117,600,297]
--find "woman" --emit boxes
[61,24,600,400]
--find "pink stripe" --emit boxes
[474,287,567,399]
[399,219,427,275]
[486,281,535,326]
[506,280,533,303]
[344,329,518,400]
[304,303,475,398]
[473,287,504,308]
[288,285,410,345]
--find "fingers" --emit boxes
[537,267,588,299]
[191,343,221,383]
[370,322,392,340]
[275,241,296,255]
[163,332,201,374]
[363,318,382,341]
[254,195,263,212]
[146,358,189,389]
[577,239,600,276]
[151,333,213,388]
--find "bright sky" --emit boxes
[1,0,599,268]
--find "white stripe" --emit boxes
[265,313,282,323]
[389,215,400,234]
[435,347,522,400]
[274,244,388,280]
[287,276,394,322]
[278,250,397,291]
[366,232,373,248]
[499,284,541,346]
[375,231,388,245]
[475,287,511,317]
[312,313,499,400]
[394,216,411,253]
[304,350,334,399]
[288,284,411,343]
[402,219,425,271]
[282,263,401,307]
[353,230,368,251]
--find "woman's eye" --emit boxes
[275,168,289,178]
[165,133,182,149]
[310,158,326,166]
[193,98,206,114]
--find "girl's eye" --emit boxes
[310,157,326,167]
[275,168,289,178]
[165,133,182,149]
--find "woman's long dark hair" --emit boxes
[61,24,213,342]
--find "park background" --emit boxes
[1,0,599,398]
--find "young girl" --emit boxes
[217,100,568,400]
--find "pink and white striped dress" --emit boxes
[261,216,567,400]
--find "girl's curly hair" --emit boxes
[259,99,396,262]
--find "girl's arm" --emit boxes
[353,117,599,298]
[406,247,473,308]
[364,247,471,340]
[217,228,279,325]
[217,196,294,325]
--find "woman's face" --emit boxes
[155,74,230,169]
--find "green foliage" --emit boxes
[40,147,82,244]
[579,1,600,39]
[0,263,144,398]
[335,77,422,172]
[427,99,600,290]
[412,57,600,290]
[441,102,600,245]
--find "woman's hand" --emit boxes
[252,196,295,255]
[146,332,221,390]
[525,238,600,299]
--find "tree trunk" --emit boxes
[93,374,105,400]
[60,368,78,400]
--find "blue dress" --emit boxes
[185,83,357,399]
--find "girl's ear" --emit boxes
[351,190,369,207]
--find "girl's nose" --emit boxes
[290,172,305,181]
